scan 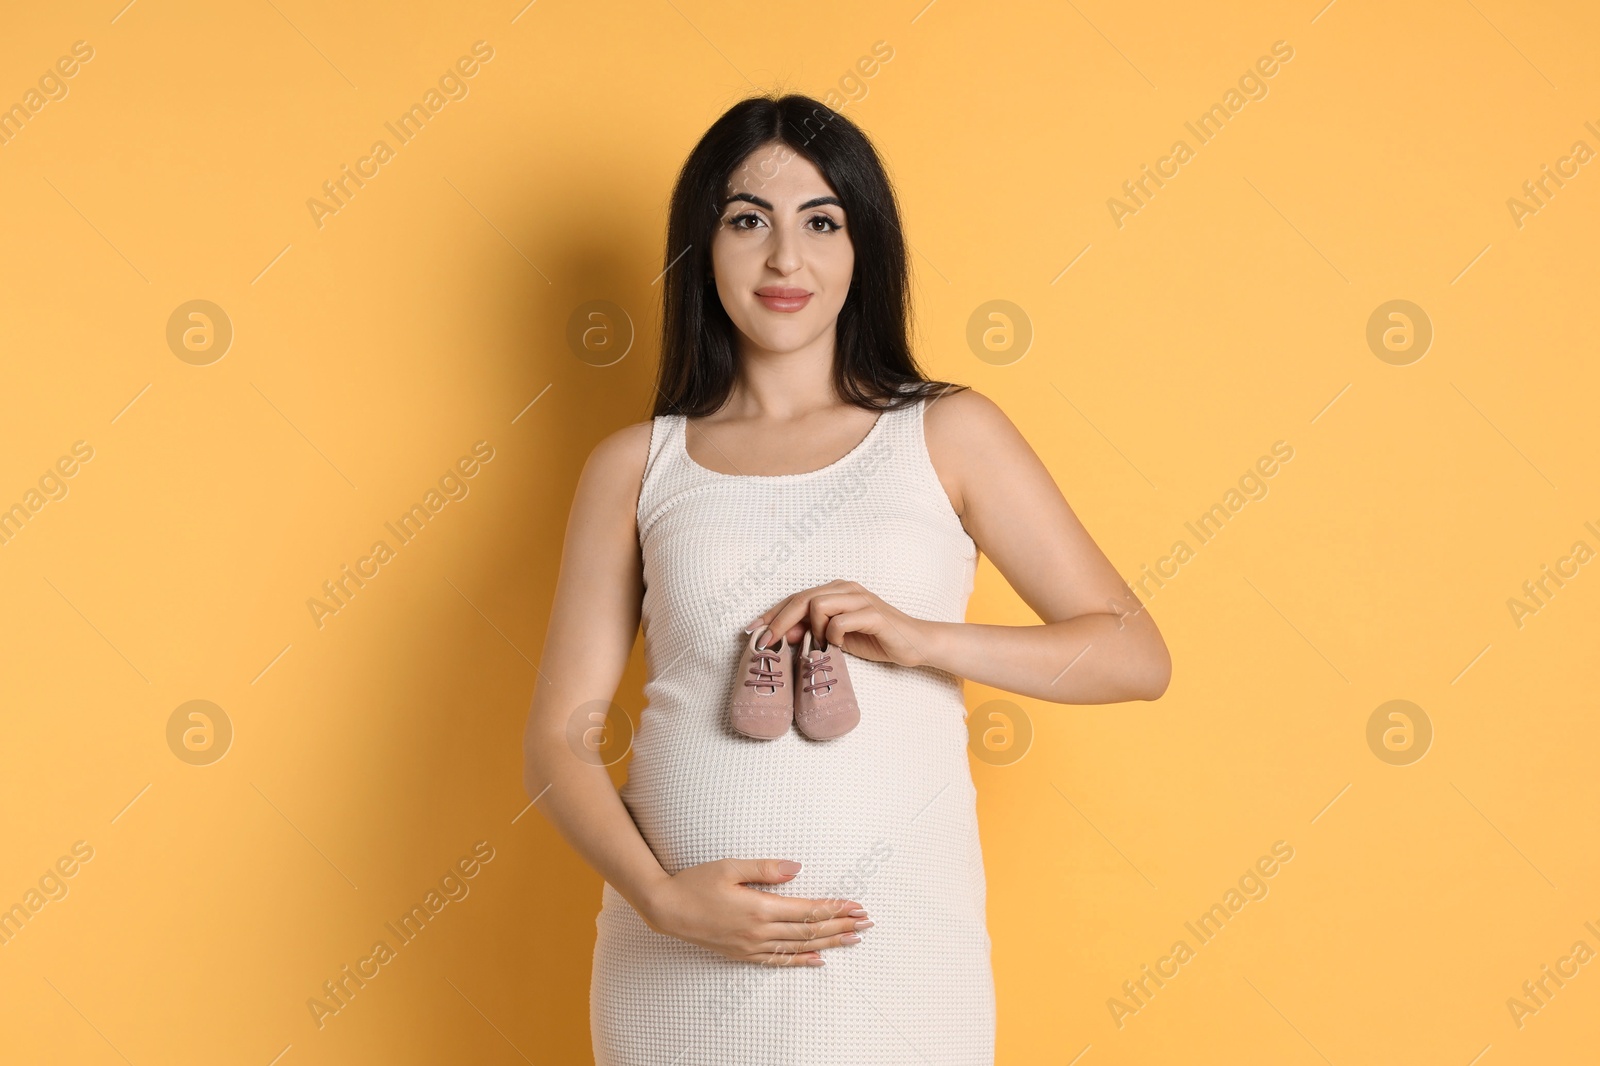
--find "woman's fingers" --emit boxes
[749,581,868,645]
[749,949,824,967]
[765,914,872,946]
[745,915,873,965]
[655,860,874,967]
[754,895,872,954]
[806,590,871,646]
[710,873,872,965]
[752,929,863,955]
[763,893,867,923]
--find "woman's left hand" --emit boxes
[745,580,933,668]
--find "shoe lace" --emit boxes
[801,651,835,697]
[744,645,785,695]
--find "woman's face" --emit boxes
[709,142,854,358]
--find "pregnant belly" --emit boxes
[617,663,985,921]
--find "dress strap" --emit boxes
[636,414,687,529]
[645,412,678,468]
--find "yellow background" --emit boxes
[2,0,1597,1062]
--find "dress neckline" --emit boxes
[676,402,900,482]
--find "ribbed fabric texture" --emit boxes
[591,392,994,1065]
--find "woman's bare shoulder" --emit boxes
[921,385,1014,435]
[573,418,656,514]
[921,387,1028,516]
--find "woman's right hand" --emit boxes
[639,858,872,966]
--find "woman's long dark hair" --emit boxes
[652,92,967,418]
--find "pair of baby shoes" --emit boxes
[730,624,860,740]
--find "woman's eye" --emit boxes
[724,212,840,232]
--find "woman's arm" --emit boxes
[521,421,669,916]
[750,388,1171,704]
[917,387,1171,703]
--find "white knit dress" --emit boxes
[591,392,995,1065]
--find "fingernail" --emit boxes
[743,617,765,633]
[854,920,874,930]
[842,933,862,944]
[848,908,867,917]
[776,860,801,875]
[805,955,824,966]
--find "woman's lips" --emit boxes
[755,291,812,313]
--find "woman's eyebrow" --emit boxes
[722,193,844,211]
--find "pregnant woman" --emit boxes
[522,93,1171,1065]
